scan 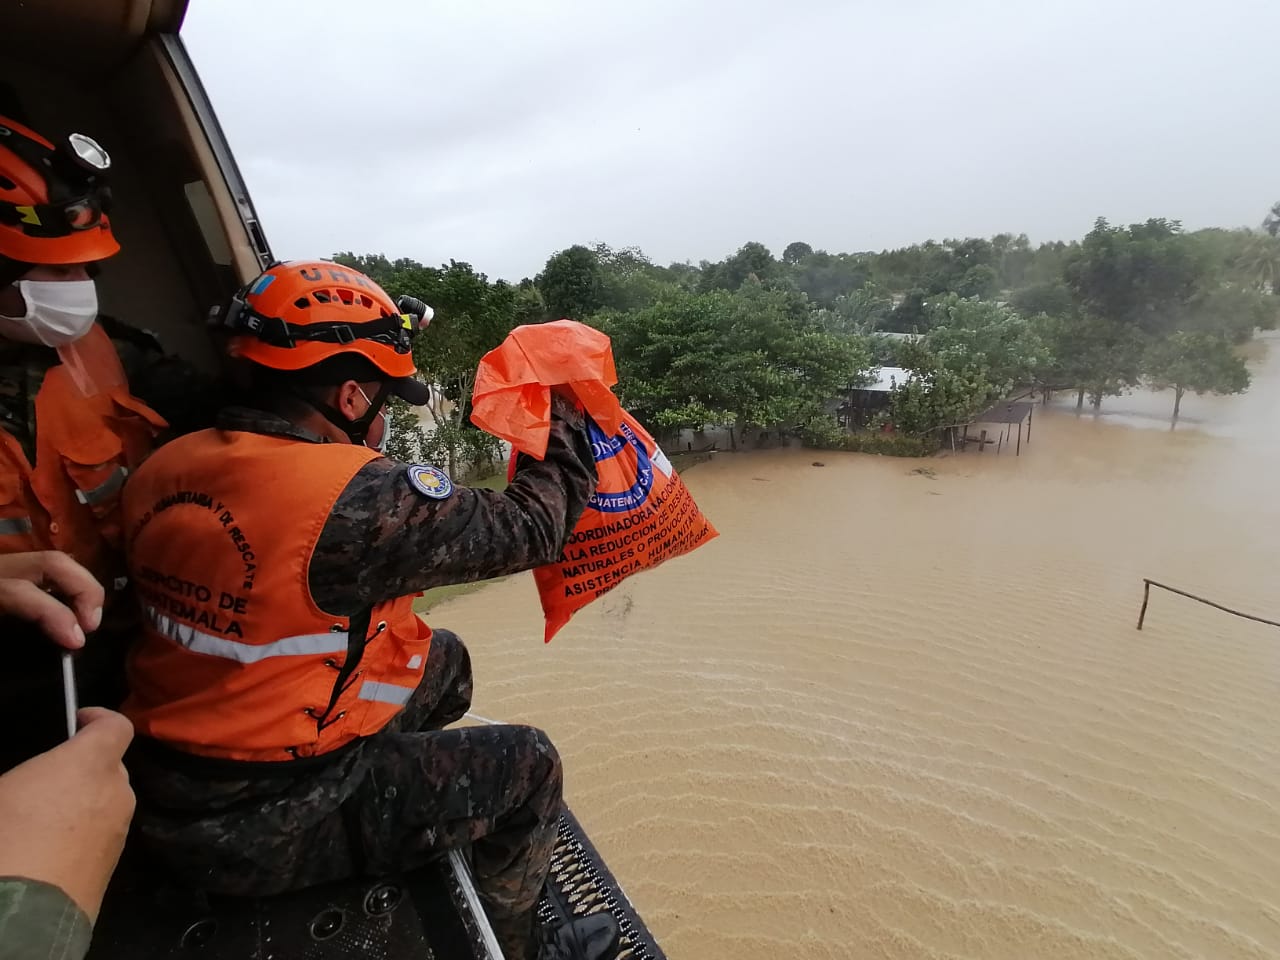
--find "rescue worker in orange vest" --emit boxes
[121,261,618,960]
[0,114,172,765]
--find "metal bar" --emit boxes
[448,848,505,960]
[61,653,77,740]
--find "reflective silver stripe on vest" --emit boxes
[358,680,415,707]
[75,465,129,506]
[145,607,349,664]
[0,516,32,535]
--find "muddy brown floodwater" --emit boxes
[445,333,1280,959]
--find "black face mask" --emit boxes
[298,381,392,446]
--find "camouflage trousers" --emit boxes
[129,628,563,957]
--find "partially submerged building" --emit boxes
[837,366,913,429]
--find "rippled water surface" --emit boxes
[445,333,1280,959]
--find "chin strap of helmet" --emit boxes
[0,256,29,290]
[297,381,393,446]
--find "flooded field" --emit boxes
[444,333,1280,959]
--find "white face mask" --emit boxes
[357,385,390,455]
[377,416,392,456]
[0,279,99,347]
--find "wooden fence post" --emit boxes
[1137,578,1280,633]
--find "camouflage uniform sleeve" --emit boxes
[0,877,93,960]
[126,354,220,437]
[102,317,220,437]
[309,396,598,617]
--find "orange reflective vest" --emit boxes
[121,428,430,762]
[0,324,166,583]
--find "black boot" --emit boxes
[536,913,621,960]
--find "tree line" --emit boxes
[337,205,1280,468]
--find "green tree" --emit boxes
[727,282,870,437]
[383,397,431,464]
[1264,201,1280,238]
[954,264,999,299]
[1031,312,1144,409]
[994,233,1035,290]
[885,343,991,438]
[946,237,998,273]
[1065,218,1207,336]
[1185,284,1278,343]
[1010,281,1074,318]
[924,296,1048,398]
[536,245,603,320]
[657,261,702,291]
[1020,240,1077,288]
[699,242,783,292]
[815,283,894,336]
[790,250,871,306]
[600,284,870,446]
[783,241,814,264]
[875,297,1044,438]
[884,290,928,332]
[1142,332,1250,419]
[869,237,1000,298]
[591,243,677,311]
[356,259,519,477]
[598,290,742,436]
[1237,233,1280,295]
[332,251,394,280]
[512,283,547,326]
[1055,218,1214,410]
[341,211,1267,460]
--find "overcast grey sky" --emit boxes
[183,0,1279,281]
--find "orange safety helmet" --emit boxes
[216,260,430,405]
[0,115,119,276]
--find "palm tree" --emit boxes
[1240,232,1280,294]
[1264,201,1280,239]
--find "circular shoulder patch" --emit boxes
[406,464,454,500]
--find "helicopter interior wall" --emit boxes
[0,0,189,62]
[0,47,233,372]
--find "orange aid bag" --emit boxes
[473,321,718,641]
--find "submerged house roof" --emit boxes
[973,400,1034,425]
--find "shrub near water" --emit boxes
[841,434,938,457]
[801,416,937,457]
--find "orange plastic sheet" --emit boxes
[472,320,623,460]
[473,321,718,641]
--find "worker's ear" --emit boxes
[333,380,365,422]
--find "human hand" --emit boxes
[0,551,104,650]
[0,707,135,922]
